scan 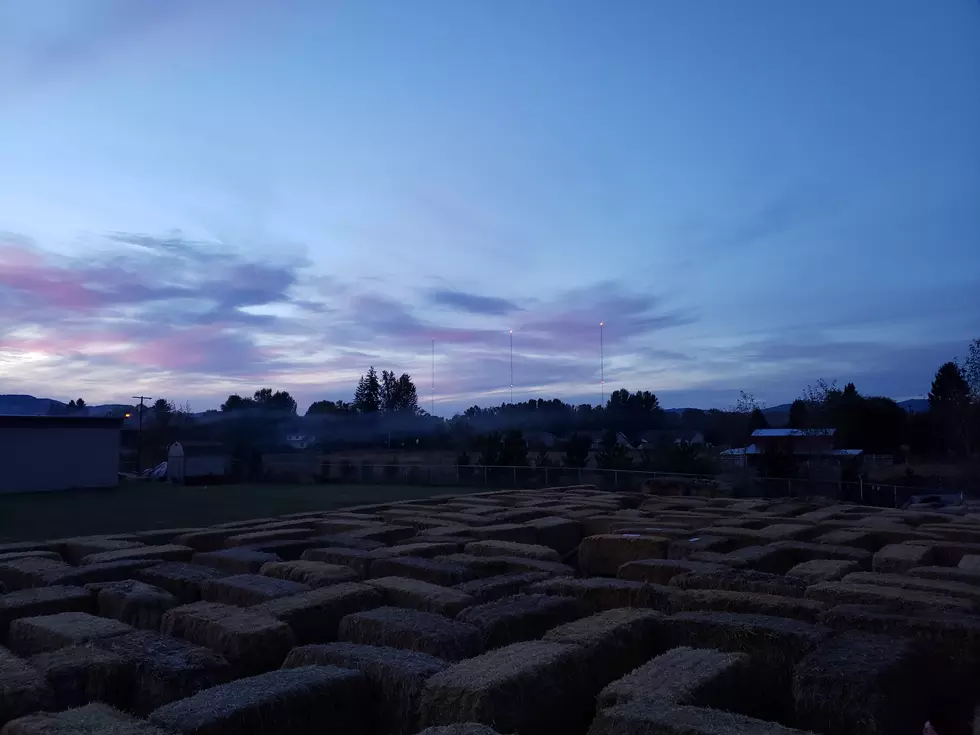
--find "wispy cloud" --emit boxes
[426,288,521,316]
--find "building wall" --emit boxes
[0,425,120,493]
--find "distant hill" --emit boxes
[0,394,132,417]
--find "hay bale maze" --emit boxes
[6,486,980,733]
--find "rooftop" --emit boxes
[751,428,835,438]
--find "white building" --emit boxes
[0,415,122,493]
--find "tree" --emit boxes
[252,389,297,414]
[929,361,971,455]
[66,398,87,413]
[562,434,591,468]
[389,374,420,414]
[964,338,980,402]
[306,400,353,416]
[749,407,769,433]
[380,370,396,412]
[221,394,255,412]
[788,399,809,429]
[354,367,381,413]
[595,430,632,470]
[152,399,174,428]
[499,430,529,467]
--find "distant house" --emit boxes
[523,431,557,450]
[719,428,862,469]
[638,429,705,448]
[285,433,317,450]
[578,430,634,451]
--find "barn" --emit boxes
[0,415,122,493]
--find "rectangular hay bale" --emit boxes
[786,559,861,584]
[671,589,826,623]
[454,573,550,603]
[1,703,170,735]
[136,563,224,605]
[90,580,177,631]
[0,646,54,727]
[366,577,475,616]
[0,586,94,638]
[338,606,484,661]
[872,543,934,574]
[369,557,476,587]
[7,613,132,657]
[579,534,669,576]
[804,582,977,614]
[79,545,194,566]
[250,582,383,644]
[526,576,673,613]
[257,560,357,588]
[617,559,726,585]
[190,548,281,575]
[589,701,816,735]
[28,644,132,710]
[669,569,808,598]
[200,573,310,606]
[456,594,584,649]
[462,541,560,563]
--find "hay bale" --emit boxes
[805,582,977,614]
[0,558,71,591]
[7,613,132,657]
[148,665,369,735]
[283,642,449,735]
[241,539,315,561]
[456,594,584,649]
[466,524,537,544]
[41,561,157,588]
[79,545,194,566]
[462,541,560,563]
[0,552,61,565]
[755,524,815,541]
[872,543,934,573]
[526,577,673,613]
[617,559,726,585]
[368,557,475,587]
[786,559,861,584]
[0,646,53,727]
[544,608,664,691]
[435,555,513,578]
[960,553,980,571]
[341,525,416,545]
[792,632,932,735]
[480,556,576,577]
[316,518,385,534]
[172,530,235,553]
[671,590,826,623]
[28,644,131,710]
[841,571,980,603]
[814,529,880,551]
[523,517,582,554]
[160,601,295,675]
[454,573,551,603]
[301,547,375,577]
[135,563,223,605]
[579,534,670,576]
[663,611,829,722]
[767,540,872,568]
[667,535,739,559]
[589,701,816,735]
[380,543,463,559]
[1,703,170,735]
[190,549,281,575]
[257,560,357,588]
[127,528,203,546]
[669,569,808,598]
[338,606,483,661]
[909,565,980,586]
[415,726,502,735]
[366,577,475,616]
[595,645,747,711]
[63,539,145,565]
[305,534,386,551]
[418,640,591,735]
[93,630,232,714]
[88,581,177,631]
[0,586,94,637]
[250,582,382,644]
[487,508,552,524]
[716,545,799,574]
[200,573,310,607]
[222,528,316,548]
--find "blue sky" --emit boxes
[1,0,978,414]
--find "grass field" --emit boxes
[0,482,488,543]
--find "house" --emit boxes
[638,429,705,448]
[167,442,232,483]
[578,430,635,451]
[523,431,557,450]
[0,415,122,493]
[719,428,862,469]
[285,433,317,450]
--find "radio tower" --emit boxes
[509,330,514,404]
[431,338,435,415]
[600,322,604,406]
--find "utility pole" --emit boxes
[509,330,514,404]
[132,396,152,473]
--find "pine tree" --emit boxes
[354,367,381,413]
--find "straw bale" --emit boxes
[918,524,980,543]
[0,559,71,591]
[257,560,357,588]
[667,535,738,559]
[221,528,315,548]
[172,530,238,553]
[462,540,560,563]
[7,613,132,657]
[0,553,61,565]
[63,539,144,565]
[481,556,576,576]
[595,646,747,711]
[341,525,416,545]
[41,561,156,588]
[0,544,54,557]
[413,526,479,541]
[135,564,223,605]
[909,565,980,586]
[716,545,798,574]
[160,601,295,675]
[89,581,176,631]
[415,726,502,735]
[435,555,514,577]
[814,529,879,550]
[960,554,980,571]
[455,594,583,649]
[431,512,492,526]
[766,540,872,568]
[28,644,131,710]
[417,640,592,735]
[190,549,280,575]
[792,632,930,735]
[0,586,94,637]
[617,559,726,585]
[487,508,553,525]
[0,703,170,735]
[79,546,194,567]
[283,642,449,735]
[544,608,664,691]
[663,611,829,722]
[127,529,203,546]
[754,524,815,541]
[250,582,382,643]
[805,582,976,613]
[338,606,483,661]
[243,539,316,560]
[669,569,808,598]
[872,543,934,573]
[466,524,537,544]
[306,533,386,551]
[671,590,826,623]
[524,516,582,554]
[786,559,860,584]
[526,577,673,613]
[148,665,369,735]
[200,573,310,607]
[315,518,384,534]
[579,534,669,576]
[366,577,475,616]
[454,573,550,603]
[589,700,816,735]
[0,646,53,727]
[94,630,231,714]
[841,571,980,603]
[301,547,375,577]
[369,557,475,587]
[377,543,463,559]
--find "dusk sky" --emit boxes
[1,0,978,415]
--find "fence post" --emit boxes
[614,471,618,487]
[483,465,487,486]
[513,466,517,487]
[578,468,582,484]
[544,467,548,487]
[893,485,897,508]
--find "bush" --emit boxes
[457,451,474,480]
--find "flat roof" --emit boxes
[0,415,124,429]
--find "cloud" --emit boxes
[426,288,521,316]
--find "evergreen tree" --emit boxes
[354,366,382,413]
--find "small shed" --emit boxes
[167,442,231,483]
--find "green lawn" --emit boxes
[0,482,487,543]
